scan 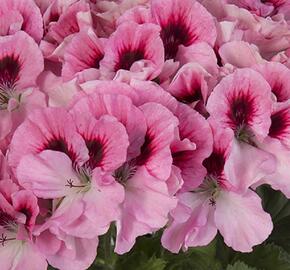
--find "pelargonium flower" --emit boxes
[0,31,45,150]
[206,68,278,192]
[0,0,43,42]
[256,101,290,198]
[151,0,217,60]
[41,0,92,61]
[253,62,290,102]
[99,21,164,81]
[69,90,178,254]
[62,28,105,82]
[207,68,273,143]
[0,179,47,270]
[9,107,125,239]
[162,122,274,253]
[167,63,211,106]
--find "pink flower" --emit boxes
[253,62,290,102]
[256,101,290,198]
[151,0,217,60]
[0,0,43,42]
[35,228,99,270]
[41,0,92,61]
[62,28,105,82]
[0,31,45,150]
[99,22,164,81]
[162,122,273,253]
[10,107,125,239]
[0,180,47,270]
[207,68,273,142]
[70,90,178,253]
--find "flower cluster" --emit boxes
[0,0,289,269]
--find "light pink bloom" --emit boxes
[99,22,164,81]
[62,28,105,82]
[37,71,80,108]
[151,0,217,60]
[207,68,273,142]
[10,107,125,238]
[0,31,45,149]
[0,180,47,270]
[176,42,218,75]
[253,62,290,102]
[70,90,178,254]
[226,0,274,17]
[35,229,99,270]
[41,0,92,61]
[256,101,290,198]
[117,5,151,26]
[162,123,273,253]
[0,0,43,42]
[167,63,211,106]
[219,41,264,68]
[93,0,149,37]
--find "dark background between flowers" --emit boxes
[48,185,290,270]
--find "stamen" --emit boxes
[0,233,16,246]
[113,161,137,185]
[209,198,216,206]
[65,179,86,189]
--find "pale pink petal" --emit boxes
[9,107,88,172]
[0,31,44,90]
[46,0,91,44]
[219,41,264,68]
[225,139,277,192]
[73,114,129,171]
[167,63,211,105]
[36,230,98,270]
[258,137,290,198]
[151,0,217,59]
[12,190,39,230]
[99,22,164,81]
[0,0,43,42]
[215,190,273,252]
[162,192,216,253]
[16,150,79,198]
[253,62,290,102]
[207,68,273,141]
[173,104,213,189]
[0,241,47,270]
[62,28,105,82]
[37,71,80,108]
[70,92,147,158]
[176,42,218,75]
[137,102,178,179]
[115,166,177,254]
[117,6,152,25]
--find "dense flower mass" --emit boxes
[0,0,289,269]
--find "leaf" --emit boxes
[256,185,290,222]
[237,243,290,270]
[164,239,222,270]
[226,261,257,270]
[138,256,166,270]
[256,185,290,252]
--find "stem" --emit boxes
[104,226,113,270]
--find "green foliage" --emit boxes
[226,261,257,270]
[48,185,290,270]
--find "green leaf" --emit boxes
[257,185,290,252]
[256,185,290,222]
[226,261,256,270]
[164,239,222,270]
[237,243,290,270]
[138,256,166,270]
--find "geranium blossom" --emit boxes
[0,0,289,269]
